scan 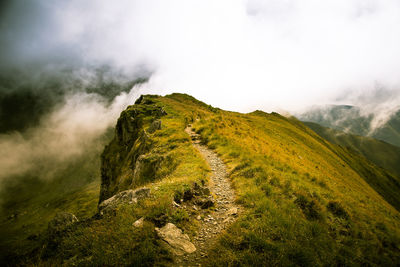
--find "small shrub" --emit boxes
[171,209,189,224]
[269,176,281,187]
[195,127,205,134]
[261,183,273,196]
[208,143,216,149]
[318,180,327,188]
[173,190,183,203]
[376,222,388,232]
[241,168,256,178]
[295,194,323,220]
[288,246,315,267]
[327,201,349,220]
[283,180,292,195]
[231,162,251,174]
[229,151,240,158]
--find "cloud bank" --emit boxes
[0,86,145,186]
[2,0,400,112]
[1,0,400,187]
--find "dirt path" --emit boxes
[179,126,240,266]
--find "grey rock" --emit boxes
[98,188,150,215]
[133,217,145,228]
[155,223,196,255]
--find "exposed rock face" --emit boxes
[48,212,78,235]
[155,223,196,255]
[99,95,167,203]
[98,188,150,215]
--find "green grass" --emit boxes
[4,93,400,266]
[161,94,400,266]
[304,121,400,211]
[7,94,211,265]
[304,121,400,179]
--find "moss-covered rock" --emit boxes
[99,95,167,202]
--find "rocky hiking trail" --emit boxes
[178,126,241,266]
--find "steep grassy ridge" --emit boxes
[7,94,400,265]
[163,94,400,266]
[304,121,400,179]
[18,95,212,266]
[303,121,400,211]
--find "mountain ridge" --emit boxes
[298,104,400,147]
[2,93,400,266]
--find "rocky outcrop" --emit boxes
[48,212,78,235]
[173,182,214,209]
[155,223,196,255]
[98,188,150,215]
[99,95,167,203]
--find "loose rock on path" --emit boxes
[178,126,240,266]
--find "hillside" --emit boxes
[298,105,400,147]
[3,94,400,266]
[0,129,111,263]
[304,121,400,180]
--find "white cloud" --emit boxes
[0,86,142,183]
[1,0,400,187]
[3,0,400,113]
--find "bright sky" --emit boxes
[1,0,400,113]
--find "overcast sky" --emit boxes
[1,0,400,113]
[1,0,400,187]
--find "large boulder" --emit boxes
[155,223,196,255]
[98,187,150,215]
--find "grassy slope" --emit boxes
[5,94,400,265]
[303,121,400,178]
[303,121,400,208]
[17,95,212,266]
[0,145,104,263]
[161,95,400,266]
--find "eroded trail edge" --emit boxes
[180,126,240,266]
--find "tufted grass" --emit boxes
[3,93,400,265]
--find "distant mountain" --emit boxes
[299,105,400,147]
[304,121,400,179]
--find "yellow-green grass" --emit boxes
[162,94,400,266]
[25,95,212,265]
[6,93,400,265]
[0,180,100,263]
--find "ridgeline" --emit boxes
[2,94,400,266]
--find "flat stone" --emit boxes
[133,217,144,228]
[98,188,150,215]
[155,223,196,255]
[172,201,181,208]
